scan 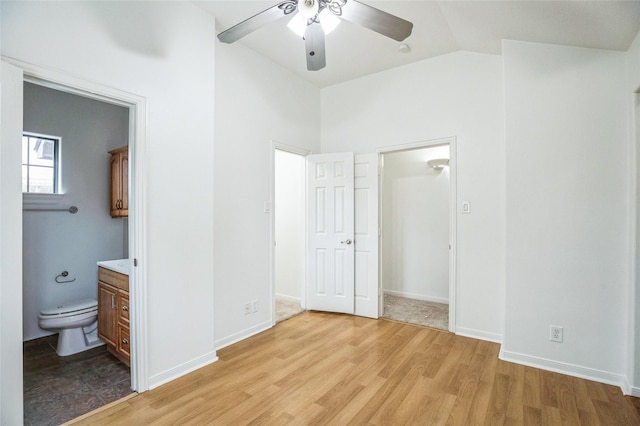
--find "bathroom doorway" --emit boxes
[272,145,308,324]
[19,74,145,424]
[379,140,455,331]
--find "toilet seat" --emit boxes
[39,298,97,318]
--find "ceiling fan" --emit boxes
[217,0,413,71]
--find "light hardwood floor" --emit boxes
[67,312,640,425]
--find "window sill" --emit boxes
[23,193,65,209]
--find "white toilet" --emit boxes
[38,298,104,356]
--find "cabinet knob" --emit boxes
[122,338,129,345]
[122,305,129,312]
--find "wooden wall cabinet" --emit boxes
[109,145,128,218]
[97,266,130,366]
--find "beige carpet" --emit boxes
[276,298,305,323]
[382,294,449,331]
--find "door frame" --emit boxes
[378,136,458,332]
[4,57,149,391]
[270,141,311,326]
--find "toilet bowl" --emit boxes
[38,298,104,356]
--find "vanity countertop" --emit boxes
[97,259,131,276]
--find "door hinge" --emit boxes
[134,258,138,267]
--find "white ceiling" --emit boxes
[197,1,640,88]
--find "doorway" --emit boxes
[0,60,148,423]
[273,148,306,323]
[379,139,456,331]
[21,82,134,424]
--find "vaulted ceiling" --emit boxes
[198,1,640,87]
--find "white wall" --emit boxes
[321,51,506,342]
[23,83,128,341]
[381,146,450,303]
[275,149,305,302]
[214,42,320,348]
[1,0,216,398]
[502,40,629,385]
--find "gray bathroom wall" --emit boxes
[23,82,128,341]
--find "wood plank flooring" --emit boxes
[67,312,640,425]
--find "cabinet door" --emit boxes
[98,282,118,347]
[120,151,128,214]
[110,153,122,217]
[109,147,128,218]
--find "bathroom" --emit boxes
[22,82,132,424]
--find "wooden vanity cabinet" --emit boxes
[109,145,128,218]
[97,266,130,366]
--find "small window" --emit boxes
[22,133,60,193]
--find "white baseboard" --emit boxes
[630,386,640,397]
[621,376,634,396]
[214,319,273,351]
[500,348,629,393]
[456,326,502,343]
[148,350,218,390]
[275,293,302,303]
[383,289,449,305]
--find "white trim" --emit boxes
[214,320,272,351]
[273,141,314,157]
[630,386,640,397]
[500,348,629,394]
[377,137,455,154]
[627,92,639,395]
[148,352,218,390]
[270,141,311,326]
[456,326,502,343]
[621,376,633,396]
[383,289,448,305]
[5,56,150,393]
[275,293,302,303]
[377,136,458,334]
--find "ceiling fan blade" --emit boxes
[340,0,413,42]
[217,1,296,44]
[305,23,326,71]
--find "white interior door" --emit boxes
[354,154,379,319]
[307,153,355,314]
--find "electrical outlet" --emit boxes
[550,325,563,343]
[252,300,258,313]
[243,302,252,315]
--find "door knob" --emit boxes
[340,239,352,245]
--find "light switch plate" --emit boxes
[462,201,471,214]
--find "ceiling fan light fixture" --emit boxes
[287,12,308,37]
[298,0,319,19]
[319,8,340,34]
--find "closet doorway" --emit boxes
[273,145,308,323]
[379,141,455,331]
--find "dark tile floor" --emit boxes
[23,335,133,426]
